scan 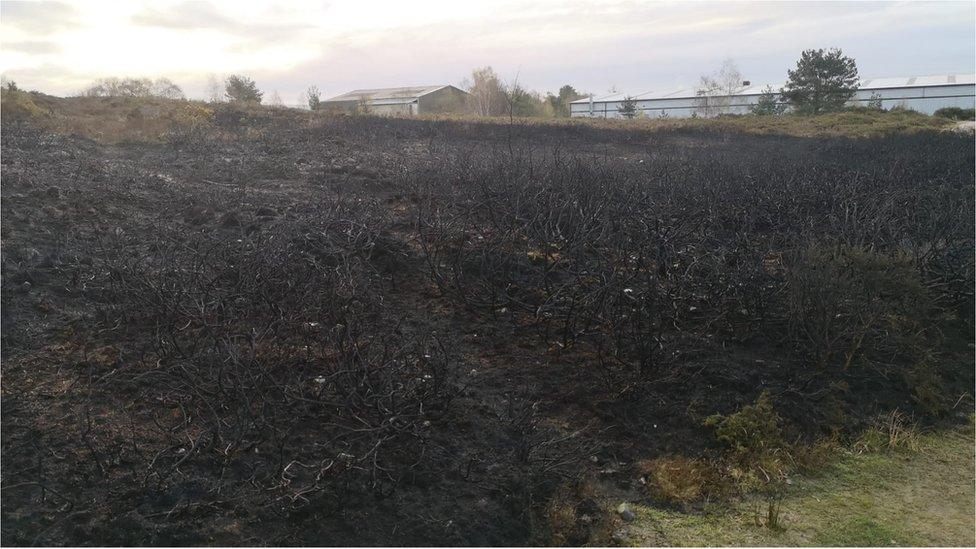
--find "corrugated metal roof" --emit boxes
[323,85,454,103]
[369,97,418,106]
[571,84,781,104]
[571,74,976,104]
[859,74,976,89]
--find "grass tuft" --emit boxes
[853,410,922,454]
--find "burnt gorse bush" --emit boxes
[410,131,974,397]
[76,195,458,510]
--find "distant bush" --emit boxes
[211,103,248,130]
[0,88,46,120]
[934,107,975,121]
[888,105,919,114]
[304,85,321,110]
[161,103,215,147]
[617,96,638,119]
[82,77,185,100]
[864,92,884,110]
[751,85,787,116]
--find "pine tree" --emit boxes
[781,48,859,114]
[224,75,263,104]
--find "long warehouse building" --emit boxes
[570,74,976,118]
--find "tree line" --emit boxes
[78,74,269,104]
[71,48,876,119]
[74,70,589,118]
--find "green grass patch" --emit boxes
[624,424,975,546]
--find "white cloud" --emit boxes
[0,0,972,102]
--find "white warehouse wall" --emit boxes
[571,83,976,119]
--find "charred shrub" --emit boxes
[410,131,974,408]
[412,154,676,392]
[783,245,953,409]
[79,196,458,512]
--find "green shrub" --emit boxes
[704,390,784,459]
[703,391,790,527]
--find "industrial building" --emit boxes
[570,74,976,118]
[321,85,469,116]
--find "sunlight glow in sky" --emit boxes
[1,0,973,103]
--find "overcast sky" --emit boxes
[1,0,973,103]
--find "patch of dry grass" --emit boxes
[853,410,923,454]
[625,422,975,546]
[417,107,952,138]
[538,481,615,546]
[636,457,732,507]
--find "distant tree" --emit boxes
[499,80,551,118]
[224,75,263,104]
[2,77,18,92]
[503,80,526,119]
[462,66,506,116]
[751,85,786,115]
[150,77,185,100]
[269,90,284,108]
[356,94,370,115]
[81,77,184,100]
[545,92,561,115]
[83,77,149,97]
[546,84,584,117]
[617,96,638,119]
[781,48,859,114]
[696,59,743,116]
[305,85,321,110]
[206,75,224,103]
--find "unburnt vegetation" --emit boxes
[1,99,973,546]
